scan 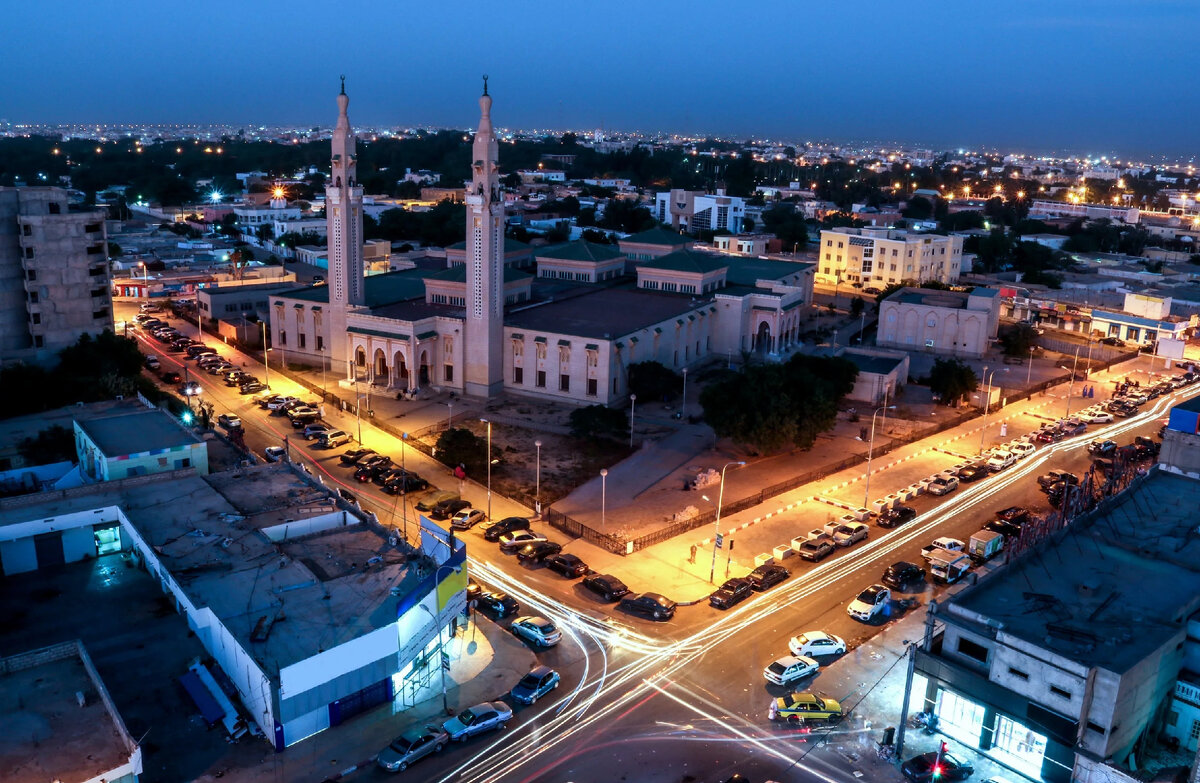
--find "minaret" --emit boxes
[463,76,504,398]
[326,76,364,379]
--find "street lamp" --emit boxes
[354,373,363,444]
[629,394,637,448]
[534,439,542,517]
[418,563,461,715]
[709,461,745,584]
[1062,345,1082,418]
[260,321,270,390]
[600,468,608,531]
[978,367,1002,455]
[863,405,897,509]
[447,401,454,430]
[680,368,688,421]
[400,432,409,541]
[480,419,493,521]
[1026,346,1035,386]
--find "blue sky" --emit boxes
[4,0,1197,157]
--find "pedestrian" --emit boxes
[689,544,697,564]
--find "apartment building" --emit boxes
[817,227,963,288]
[655,189,746,235]
[0,187,112,364]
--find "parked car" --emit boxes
[376,725,449,773]
[509,665,560,705]
[317,430,351,448]
[788,631,847,658]
[510,616,562,647]
[1133,435,1160,456]
[450,508,487,530]
[431,498,472,520]
[797,538,835,562]
[956,463,989,482]
[877,505,916,529]
[382,473,429,495]
[986,450,1016,472]
[303,424,330,441]
[239,381,266,394]
[995,506,1031,525]
[476,591,519,618]
[745,562,790,591]
[1059,418,1088,436]
[1037,470,1078,490]
[618,592,676,620]
[144,354,161,370]
[415,489,459,512]
[516,540,562,563]
[1034,426,1064,444]
[340,448,376,465]
[927,475,959,496]
[832,521,869,546]
[263,446,286,463]
[710,577,754,610]
[901,750,975,782]
[481,516,530,542]
[161,370,182,384]
[266,396,298,411]
[847,584,891,622]
[1009,440,1036,460]
[1100,336,1126,347]
[768,691,844,723]
[217,413,242,430]
[543,553,588,578]
[881,561,926,591]
[1087,439,1117,457]
[763,655,820,686]
[441,702,512,742]
[581,573,629,602]
[499,530,548,552]
[355,459,394,482]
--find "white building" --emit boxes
[876,287,1001,358]
[234,198,302,231]
[654,189,746,235]
[818,227,964,288]
[1029,200,1140,224]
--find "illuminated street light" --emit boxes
[209,190,223,204]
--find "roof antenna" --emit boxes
[339,74,346,95]
[482,74,489,96]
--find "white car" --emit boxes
[499,530,548,552]
[1009,440,1036,460]
[263,446,286,462]
[847,584,892,622]
[267,396,299,411]
[1080,410,1113,424]
[763,655,820,686]
[927,475,959,496]
[788,631,847,658]
[509,616,561,647]
[832,521,869,547]
[986,450,1016,472]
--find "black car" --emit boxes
[466,580,482,602]
[1037,470,1078,490]
[340,448,376,465]
[581,573,629,602]
[481,516,530,542]
[1099,337,1126,347]
[797,539,835,562]
[901,750,975,783]
[709,577,753,610]
[877,504,916,529]
[1087,440,1117,457]
[161,371,182,384]
[382,474,429,494]
[995,506,1030,525]
[476,591,519,618]
[619,592,676,621]
[544,553,589,578]
[956,464,989,482]
[516,540,563,563]
[1133,435,1160,456]
[984,519,1022,539]
[355,459,394,482]
[1047,482,1075,508]
[745,562,789,591]
[881,561,926,591]
[430,498,472,520]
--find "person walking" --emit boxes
[689,544,697,564]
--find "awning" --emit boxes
[558,339,570,346]
[179,671,225,727]
[654,327,662,335]
[585,343,599,350]
[629,336,639,344]
[417,331,438,340]
[534,336,547,343]
[510,333,524,340]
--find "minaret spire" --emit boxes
[463,79,504,398]
[326,77,366,380]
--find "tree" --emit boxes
[927,359,978,406]
[627,361,682,402]
[107,241,123,258]
[502,172,521,189]
[999,324,1039,357]
[18,424,75,465]
[850,297,865,318]
[902,196,934,220]
[434,427,499,477]
[761,204,808,248]
[568,405,627,440]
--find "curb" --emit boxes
[319,758,375,781]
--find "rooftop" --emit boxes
[506,286,707,340]
[890,287,974,309]
[726,257,814,286]
[1,642,136,783]
[276,269,435,307]
[427,265,533,284]
[0,465,422,678]
[0,399,147,457]
[840,349,906,376]
[533,239,624,264]
[446,237,531,255]
[619,226,691,247]
[952,469,1200,673]
[75,407,200,457]
[639,248,729,275]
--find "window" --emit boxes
[513,366,523,384]
[955,637,989,663]
[33,335,44,348]
[536,370,546,388]
[26,269,36,281]
[279,331,287,345]
[316,335,324,351]
[587,378,598,396]
[1049,685,1071,700]
[23,247,33,259]
[31,313,41,325]
[48,202,60,214]
[298,333,307,349]
[559,373,569,392]
[1008,667,1029,680]
[22,224,32,236]
[28,291,38,304]
[444,364,453,382]
[1086,721,1107,735]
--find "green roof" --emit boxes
[275,269,434,308]
[532,239,623,264]
[348,326,407,340]
[446,237,531,255]
[725,257,815,286]
[620,226,690,247]
[427,265,533,284]
[639,248,728,274]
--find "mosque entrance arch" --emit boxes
[393,351,409,389]
[754,321,772,355]
[418,349,430,386]
[373,349,388,383]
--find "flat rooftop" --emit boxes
[76,407,200,456]
[840,349,906,376]
[0,464,421,679]
[892,288,973,309]
[953,469,1200,673]
[505,286,707,339]
[1,643,134,783]
[0,399,146,457]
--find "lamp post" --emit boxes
[863,405,897,509]
[481,419,493,522]
[260,321,270,390]
[680,368,688,421]
[319,345,327,400]
[1026,346,1035,386]
[400,432,409,541]
[534,439,542,517]
[447,401,454,430]
[978,367,1000,455]
[629,394,637,448]
[418,564,461,715]
[600,468,608,531]
[709,461,745,584]
[1063,345,1082,418]
[354,373,363,444]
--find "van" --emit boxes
[929,549,972,584]
[416,489,459,512]
[318,430,350,448]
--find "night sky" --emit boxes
[5,0,1197,156]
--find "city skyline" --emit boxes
[4,0,1198,158]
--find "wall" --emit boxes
[260,510,351,541]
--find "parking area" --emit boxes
[0,554,233,783]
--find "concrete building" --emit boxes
[198,280,305,322]
[233,198,302,231]
[654,189,746,235]
[74,406,208,481]
[0,463,466,751]
[712,234,773,256]
[877,287,1001,358]
[818,227,964,288]
[837,347,909,405]
[913,418,1200,783]
[1029,200,1140,225]
[2,640,143,783]
[0,187,112,364]
[617,226,691,265]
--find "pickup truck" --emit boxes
[1088,439,1117,457]
[921,537,965,561]
[928,549,973,585]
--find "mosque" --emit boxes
[268,80,816,405]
